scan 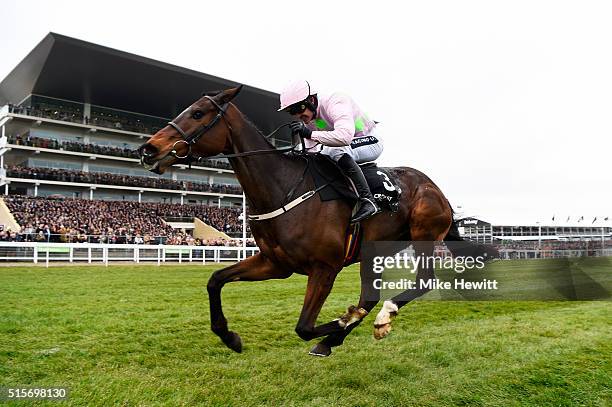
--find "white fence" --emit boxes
[1,242,610,267]
[0,242,259,267]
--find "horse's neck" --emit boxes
[227,109,302,213]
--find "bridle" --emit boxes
[166,95,230,163]
[156,95,305,167]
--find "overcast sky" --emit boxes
[1,0,610,224]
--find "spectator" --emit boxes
[5,166,242,194]
[4,195,249,245]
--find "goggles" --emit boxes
[287,102,308,115]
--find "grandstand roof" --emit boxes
[0,33,288,135]
[537,217,612,228]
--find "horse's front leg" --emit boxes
[207,253,291,352]
[309,263,380,357]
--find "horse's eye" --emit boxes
[192,111,204,120]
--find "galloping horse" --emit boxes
[138,86,481,357]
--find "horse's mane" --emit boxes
[234,106,293,153]
[201,90,286,153]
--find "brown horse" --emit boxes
[138,86,482,356]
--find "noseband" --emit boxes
[166,95,230,163]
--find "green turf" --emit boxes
[0,261,610,406]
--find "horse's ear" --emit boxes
[202,90,223,97]
[216,85,243,105]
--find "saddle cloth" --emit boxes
[308,154,402,212]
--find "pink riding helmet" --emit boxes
[278,80,315,111]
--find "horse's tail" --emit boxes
[443,210,500,260]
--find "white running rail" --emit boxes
[0,242,259,267]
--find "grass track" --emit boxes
[0,261,610,406]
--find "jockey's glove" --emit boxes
[290,121,312,139]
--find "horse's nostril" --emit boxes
[139,143,158,157]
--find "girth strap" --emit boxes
[247,182,330,221]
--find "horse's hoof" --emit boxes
[308,343,332,357]
[373,323,392,340]
[373,300,397,340]
[338,305,369,328]
[222,331,242,353]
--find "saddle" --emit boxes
[307,154,402,212]
[303,154,402,266]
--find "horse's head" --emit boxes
[138,86,242,174]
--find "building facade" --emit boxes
[457,217,612,246]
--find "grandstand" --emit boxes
[0,33,292,243]
[458,217,612,247]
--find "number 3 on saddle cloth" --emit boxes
[307,154,402,266]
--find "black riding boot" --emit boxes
[337,154,380,223]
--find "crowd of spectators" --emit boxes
[164,235,256,247]
[5,166,243,194]
[87,110,165,134]
[199,158,232,170]
[493,240,612,250]
[151,202,244,235]
[8,134,138,158]
[6,133,233,170]
[1,196,253,246]
[9,103,83,124]
[8,103,164,134]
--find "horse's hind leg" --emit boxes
[373,240,436,339]
[207,253,291,352]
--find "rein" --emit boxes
[164,96,305,166]
[195,123,302,163]
[161,96,327,221]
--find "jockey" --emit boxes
[278,80,383,223]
